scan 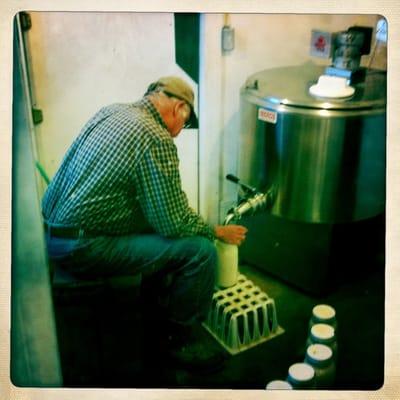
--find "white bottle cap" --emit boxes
[311,323,335,340]
[288,363,315,382]
[313,304,336,320]
[307,344,333,362]
[265,380,293,390]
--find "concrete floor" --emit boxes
[53,258,384,390]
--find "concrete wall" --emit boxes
[26,12,198,207]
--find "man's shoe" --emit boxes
[164,322,228,373]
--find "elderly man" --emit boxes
[42,76,247,372]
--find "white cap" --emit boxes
[313,304,336,320]
[307,344,333,362]
[288,363,315,382]
[265,380,293,390]
[311,323,335,340]
[309,75,355,98]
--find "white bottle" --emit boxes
[309,304,337,331]
[215,240,238,288]
[265,380,293,390]
[304,344,336,388]
[306,323,338,362]
[286,362,316,389]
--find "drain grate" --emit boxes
[203,274,284,355]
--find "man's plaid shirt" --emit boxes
[42,98,215,240]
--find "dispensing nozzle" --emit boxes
[224,212,236,226]
[223,174,275,225]
[223,187,274,225]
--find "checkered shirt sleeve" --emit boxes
[135,138,215,240]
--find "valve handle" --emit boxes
[226,174,240,184]
[225,174,258,194]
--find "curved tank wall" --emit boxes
[238,64,386,223]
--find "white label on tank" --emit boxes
[258,108,277,124]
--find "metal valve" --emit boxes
[223,174,274,225]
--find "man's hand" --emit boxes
[214,224,248,246]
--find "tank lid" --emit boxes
[242,63,386,110]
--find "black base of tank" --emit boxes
[239,211,385,296]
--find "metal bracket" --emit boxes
[32,108,43,125]
[20,12,32,31]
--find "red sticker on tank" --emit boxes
[258,108,277,124]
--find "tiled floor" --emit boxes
[53,257,384,390]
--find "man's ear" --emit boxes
[171,100,181,117]
[179,107,189,119]
[177,102,190,120]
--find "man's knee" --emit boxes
[181,236,217,265]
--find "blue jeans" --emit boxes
[46,233,217,325]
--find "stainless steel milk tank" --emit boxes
[238,63,386,223]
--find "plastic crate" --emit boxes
[203,274,284,355]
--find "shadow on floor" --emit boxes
[53,260,384,390]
